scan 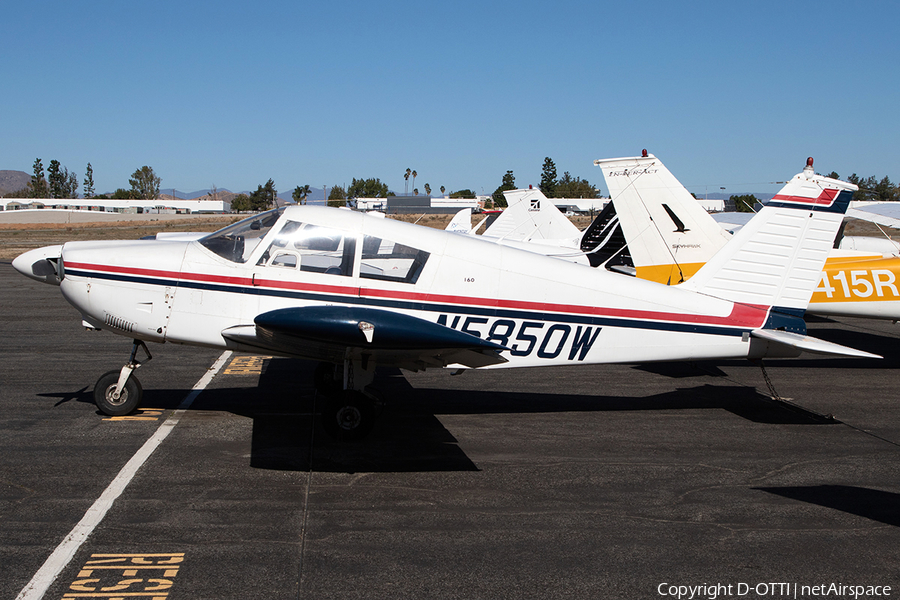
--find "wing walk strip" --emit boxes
[15,351,233,600]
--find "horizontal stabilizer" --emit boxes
[750,328,881,359]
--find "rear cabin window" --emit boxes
[359,235,429,284]
[258,221,356,276]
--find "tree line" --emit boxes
[12,158,893,213]
[489,157,601,207]
[730,171,900,213]
[4,159,162,201]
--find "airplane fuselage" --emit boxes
[52,206,783,371]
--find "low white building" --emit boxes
[1,197,230,213]
[354,196,481,213]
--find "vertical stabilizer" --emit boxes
[593,153,732,283]
[679,159,857,311]
[445,208,473,234]
[483,188,581,243]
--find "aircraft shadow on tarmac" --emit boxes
[755,485,900,527]
[37,357,837,474]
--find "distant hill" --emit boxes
[0,170,30,195]
[160,188,235,200]
[160,186,326,205]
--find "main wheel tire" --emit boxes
[93,370,143,416]
[321,390,375,441]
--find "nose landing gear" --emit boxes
[93,340,152,416]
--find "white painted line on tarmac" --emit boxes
[15,350,233,600]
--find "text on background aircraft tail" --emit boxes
[485,188,582,243]
[594,152,732,283]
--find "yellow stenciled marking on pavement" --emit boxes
[223,355,273,375]
[63,553,183,599]
[103,409,164,422]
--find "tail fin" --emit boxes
[483,188,581,243]
[445,208,473,234]
[679,159,857,312]
[593,153,731,283]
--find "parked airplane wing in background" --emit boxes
[848,201,900,230]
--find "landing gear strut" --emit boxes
[316,357,382,441]
[93,340,151,416]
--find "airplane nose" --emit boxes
[12,245,64,285]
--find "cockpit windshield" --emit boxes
[199,207,285,263]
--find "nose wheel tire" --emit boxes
[94,370,143,416]
[321,390,376,441]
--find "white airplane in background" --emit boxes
[13,164,876,439]
[591,153,900,321]
[445,188,592,264]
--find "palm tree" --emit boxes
[404,168,411,195]
[424,183,431,196]
[411,170,417,193]
[293,184,311,205]
[440,185,445,197]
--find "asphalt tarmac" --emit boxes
[3,260,900,600]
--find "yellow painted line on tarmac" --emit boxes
[223,355,272,375]
[62,552,184,599]
[103,409,164,422]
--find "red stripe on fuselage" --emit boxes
[360,287,768,328]
[66,262,770,329]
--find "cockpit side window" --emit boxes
[359,235,429,284]
[258,220,356,276]
[199,208,284,263]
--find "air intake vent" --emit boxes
[104,313,135,332]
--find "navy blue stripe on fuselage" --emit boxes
[65,267,749,338]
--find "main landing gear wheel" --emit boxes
[321,390,376,441]
[94,370,143,416]
[314,362,341,394]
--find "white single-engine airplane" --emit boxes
[13,163,877,439]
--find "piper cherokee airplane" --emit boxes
[589,153,900,321]
[13,164,877,439]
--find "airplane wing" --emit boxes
[221,305,509,371]
[710,211,753,233]
[142,232,210,241]
[847,201,900,229]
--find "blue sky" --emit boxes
[2,0,898,198]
